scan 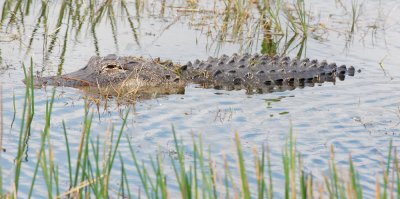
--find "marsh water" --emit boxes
[1,0,400,197]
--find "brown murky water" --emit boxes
[0,0,400,197]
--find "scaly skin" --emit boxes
[32,53,356,95]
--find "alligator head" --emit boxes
[32,54,186,96]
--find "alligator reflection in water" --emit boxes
[30,53,356,99]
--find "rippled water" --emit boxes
[1,0,400,197]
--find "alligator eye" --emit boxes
[106,64,118,69]
[101,63,124,73]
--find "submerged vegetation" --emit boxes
[0,60,398,198]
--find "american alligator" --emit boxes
[32,53,356,97]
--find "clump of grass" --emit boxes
[214,0,313,56]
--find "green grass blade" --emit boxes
[234,133,251,199]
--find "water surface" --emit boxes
[1,0,400,197]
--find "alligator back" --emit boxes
[181,53,355,94]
